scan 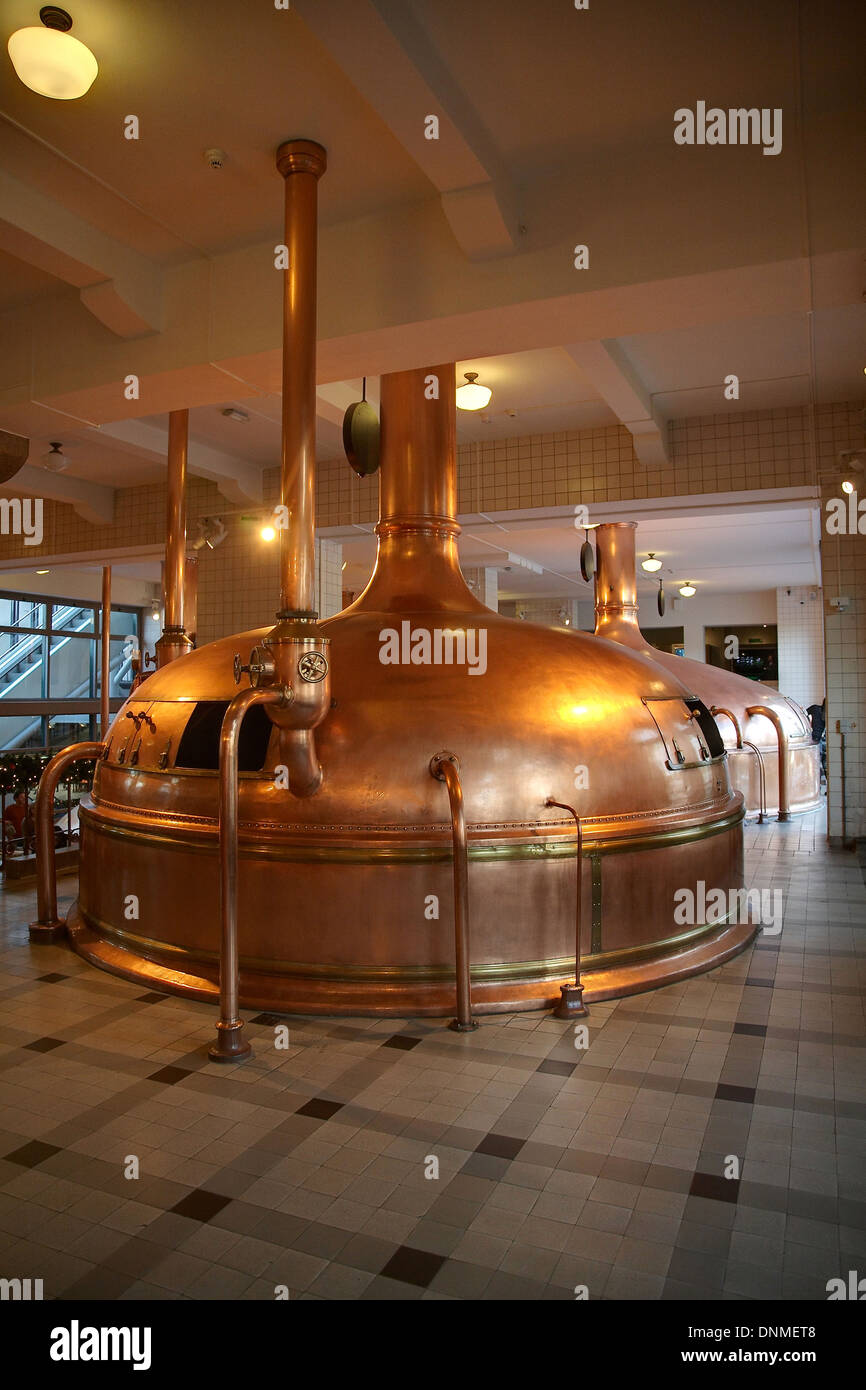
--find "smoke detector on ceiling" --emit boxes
[203,148,227,171]
[221,406,249,422]
[41,442,68,472]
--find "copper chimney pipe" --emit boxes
[593,520,643,647]
[275,140,326,619]
[155,409,193,667]
[358,364,486,615]
[234,140,331,793]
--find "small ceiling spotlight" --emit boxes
[192,516,227,552]
[8,7,98,100]
[641,553,662,573]
[260,525,276,542]
[221,406,249,422]
[456,371,492,411]
[41,441,68,472]
[842,479,855,494]
[678,581,696,598]
[36,568,49,575]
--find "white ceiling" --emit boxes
[0,0,862,544]
[336,492,822,602]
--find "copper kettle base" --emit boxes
[66,900,756,1017]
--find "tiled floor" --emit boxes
[0,809,863,1301]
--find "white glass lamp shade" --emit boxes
[456,372,492,411]
[8,25,98,100]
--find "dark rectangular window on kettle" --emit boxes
[174,701,273,771]
[685,699,726,759]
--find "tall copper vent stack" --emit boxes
[154,410,193,667]
[66,151,755,1016]
[593,521,821,817]
[232,140,332,796]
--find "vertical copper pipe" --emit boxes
[742,740,768,823]
[275,140,327,617]
[156,410,192,667]
[545,798,589,1019]
[746,706,789,820]
[30,741,103,941]
[430,753,477,1032]
[210,686,288,1062]
[100,565,111,736]
[165,410,187,630]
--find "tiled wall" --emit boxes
[499,597,578,626]
[818,404,866,843]
[462,567,499,611]
[315,404,815,525]
[776,585,825,712]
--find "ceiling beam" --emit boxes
[564,339,670,466]
[95,419,263,507]
[0,170,164,339]
[293,0,518,260]
[2,461,115,525]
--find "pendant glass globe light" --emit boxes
[456,371,492,411]
[8,8,98,101]
[641,552,662,572]
[678,581,696,598]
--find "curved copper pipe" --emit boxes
[100,566,111,737]
[742,740,768,823]
[545,798,588,1019]
[210,686,290,1062]
[30,742,104,942]
[711,706,743,748]
[747,705,789,820]
[430,753,477,1032]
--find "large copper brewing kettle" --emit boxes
[64,140,752,1017]
[593,522,822,818]
[69,369,751,1015]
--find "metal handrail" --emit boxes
[0,605,88,683]
[210,686,289,1063]
[545,798,589,1019]
[430,752,477,1033]
[746,705,790,821]
[29,741,105,942]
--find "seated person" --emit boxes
[3,789,34,855]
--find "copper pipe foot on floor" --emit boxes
[552,982,589,1019]
[28,921,66,943]
[208,1021,252,1063]
[448,1018,479,1033]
